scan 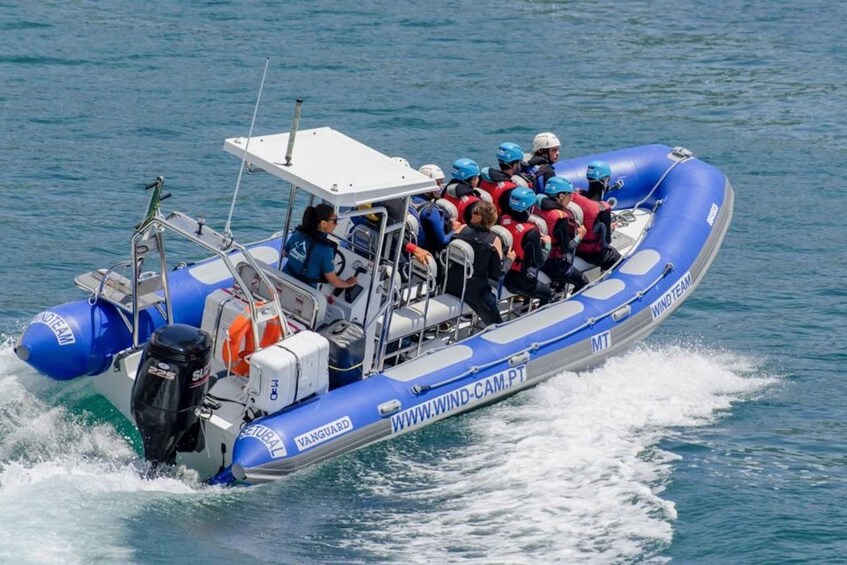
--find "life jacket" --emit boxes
[453,225,498,287]
[499,214,538,273]
[525,155,554,193]
[285,229,337,286]
[442,190,481,225]
[572,193,612,255]
[534,203,574,260]
[479,169,517,215]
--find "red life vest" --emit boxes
[478,178,517,215]
[533,206,571,260]
[500,214,537,272]
[442,193,481,225]
[572,193,611,254]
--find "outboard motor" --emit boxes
[131,324,212,466]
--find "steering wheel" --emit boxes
[333,248,347,277]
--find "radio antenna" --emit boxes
[224,57,270,239]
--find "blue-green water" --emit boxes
[1,1,845,562]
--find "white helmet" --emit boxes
[418,164,444,181]
[392,156,411,168]
[532,132,561,154]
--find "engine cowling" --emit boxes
[131,324,212,466]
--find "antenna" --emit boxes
[284,99,303,166]
[224,57,270,239]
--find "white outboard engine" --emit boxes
[131,324,212,466]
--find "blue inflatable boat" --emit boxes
[16,126,733,485]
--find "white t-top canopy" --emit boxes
[223,127,437,207]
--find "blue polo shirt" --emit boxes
[283,231,335,287]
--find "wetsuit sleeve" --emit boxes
[427,209,454,247]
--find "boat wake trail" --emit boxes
[352,344,776,563]
[0,339,205,563]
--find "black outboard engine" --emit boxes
[131,324,212,466]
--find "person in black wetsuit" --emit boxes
[525,132,561,193]
[584,160,623,202]
[446,201,513,326]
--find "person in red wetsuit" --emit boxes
[535,176,590,292]
[571,189,621,271]
[479,142,527,214]
[442,157,484,225]
[499,186,553,306]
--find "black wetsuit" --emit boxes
[585,179,607,202]
[526,155,556,193]
[446,225,504,325]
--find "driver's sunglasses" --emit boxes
[326,217,339,224]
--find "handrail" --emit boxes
[411,262,674,395]
[633,148,692,211]
[88,260,133,306]
[130,212,290,350]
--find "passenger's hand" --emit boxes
[451,219,462,231]
[506,249,517,261]
[577,224,587,238]
[412,247,432,264]
[541,235,552,246]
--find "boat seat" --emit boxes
[379,293,471,342]
[74,268,164,313]
[348,224,379,258]
[528,214,548,237]
[406,214,420,244]
[235,262,327,328]
[435,198,459,223]
[490,225,512,255]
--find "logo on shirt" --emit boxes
[289,241,309,263]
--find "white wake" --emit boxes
[351,344,776,563]
[0,341,213,564]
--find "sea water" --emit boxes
[1,1,845,562]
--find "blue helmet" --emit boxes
[496,142,524,164]
[451,158,480,181]
[509,186,537,212]
[544,175,575,196]
[586,160,612,181]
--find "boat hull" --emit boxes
[219,145,734,484]
[17,144,733,485]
